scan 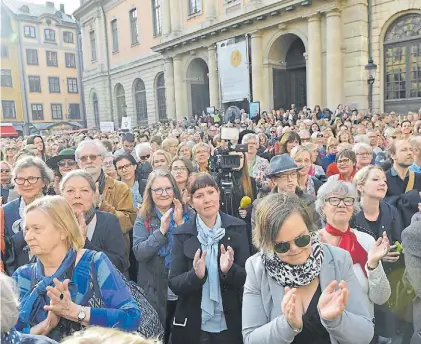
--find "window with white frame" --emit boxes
[48,77,60,93]
[2,100,16,119]
[24,25,36,38]
[31,104,44,120]
[65,53,76,68]
[46,51,58,66]
[26,49,38,65]
[188,0,202,15]
[111,19,119,52]
[63,31,74,43]
[28,76,41,92]
[68,104,81,119]
[1,69,12,87]
[67,78,78,93]
[130,8,139,44]
[152,0,162,36]
[51,104,63,119]
[44,29,56,42]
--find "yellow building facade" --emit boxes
[1,0,85,134]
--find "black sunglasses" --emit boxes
[274,234,311,254]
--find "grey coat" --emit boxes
[402,217,421,344]
[242,244,374,344]
[133,215,169,325]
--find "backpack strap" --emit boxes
[405,170,415,193]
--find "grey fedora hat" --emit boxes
[266,153,303,178]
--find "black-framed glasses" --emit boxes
[139,154,150,160]
[337,158,351,165]
[117,163,133,172]
[326,197,355,206]
[151,186,174,196]
[14,176,41,185]
[274,234,311,254]
[57,160,77,167]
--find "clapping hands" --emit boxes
[282,287,303,330]
[368,231,390,269]
[318,280,349,321]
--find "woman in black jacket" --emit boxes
[169,173,250,344]
[353,165,404,343]
[60,170,128,274]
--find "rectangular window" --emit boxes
[31,104,44,120]
[111,19,119,52]
[1,44,9,58]
[89,31,96,61]
[44,29,56,42]
[26,49,39,65]
[48,77,60,93]
[51,104,63,119]
[46,51,58,67]
[65,53,76,68]
[188,0,202,15]
[152,0,162,36]
[24,25,36,38]
[1,69,12,87]
[129,8,139,44]
[68,103,81,119]
[28,76,41,92]
[1,100,16,119]
[67,78,78,93]
[63,31,74,43]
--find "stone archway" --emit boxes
[268,33,307,110]
[186,58,210,117]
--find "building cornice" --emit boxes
[152,0,328,54]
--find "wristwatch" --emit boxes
[77,306,87,323]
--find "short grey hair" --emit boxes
[13,156,54,185]
[315,179,361,220]
[60,170,97,193]
[298,129,311,138]
[75,140,107,163]
[0,273,19,332]
[135,142,152,160]
[253,193,316,253]
[242,133,259,145]
[353,134,370,145]
[353,142,373,154]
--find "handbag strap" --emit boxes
[405,170,415,193]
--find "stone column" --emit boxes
[173,56,185,120]
[162,0,171,37]
[208,45,220,108]
[164,58,176,119]
[251,31,264,103]
[326,9,343,110]
[307,14,323,108]
[170,0,181,35]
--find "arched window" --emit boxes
[92,93,100,128]
[115,83,126,124]
[384,14,421,113]
[134,79,148,125]
[156,73,167,120]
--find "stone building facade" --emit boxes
[74,0,421,128]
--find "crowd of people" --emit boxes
[0,104,420,344]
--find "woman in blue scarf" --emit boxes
[12,196,140,342]
[169,173,251,344]
[133,169,192,343]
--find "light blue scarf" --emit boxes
[196,213,226,326]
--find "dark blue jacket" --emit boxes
[85,210,128,273]
[3,198,29,273]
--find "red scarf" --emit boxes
[325,223,368,277]
[338,169,356,181]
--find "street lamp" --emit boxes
[365,58,377,114]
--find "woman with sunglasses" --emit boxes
[46,149,79,195]
[133,170,192,343]
[169,173,250,344]
[316,180,391,327]
[243,192,374,344]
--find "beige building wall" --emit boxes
[75,0,421,128]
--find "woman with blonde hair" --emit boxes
[192,142,211,173]
[12,196,140,341]
[162,138,179,158]
[151,150,172,171]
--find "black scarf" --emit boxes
[84,206,96,225]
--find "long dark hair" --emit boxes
[27,135,46,160]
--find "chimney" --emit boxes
[46,1,55,7]
[60,4,65,13]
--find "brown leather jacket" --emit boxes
[100,174,136,251]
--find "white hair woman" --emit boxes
[1,272,57,343]
[242,192,374,344]
[242,133,269,187]
[3,157,54,273]
[12,196,140,342]
[316,179,391,321]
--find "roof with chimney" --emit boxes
[2,0,76,24]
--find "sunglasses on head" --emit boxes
[274,234,311,254]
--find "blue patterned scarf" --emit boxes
[196,213,226,325]
[155,208,189,269]
[19,249,77,327]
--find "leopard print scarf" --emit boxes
[261,231,324,288]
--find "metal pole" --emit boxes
[367,0,373,112]
[368,82,373,113]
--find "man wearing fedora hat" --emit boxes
[251,154,322,230]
